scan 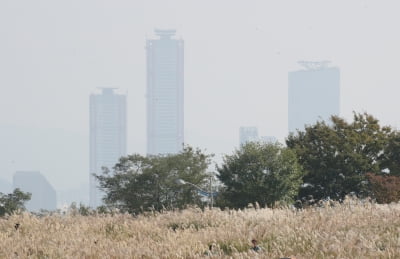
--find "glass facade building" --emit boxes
[89,88,126,207]
[239,127,259,146]
[146,29,184,155]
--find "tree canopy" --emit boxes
[96,146,213,214]
[286,112,397,201]
[217,142,304,208]
[0,188,31,216]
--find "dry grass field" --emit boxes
[1,198,400,258]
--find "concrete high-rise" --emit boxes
[288,61,340,133]
[146,29,184,155]
[239,127,259,146]
[13,171,57,212]
[89,88,126,208]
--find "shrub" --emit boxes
[366,172,400,203]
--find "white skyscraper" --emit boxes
[89,88,126,208]
[288,61,340,133]
[239,127,259,146]
[146,29,184,155]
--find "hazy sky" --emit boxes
[1,0,400,192]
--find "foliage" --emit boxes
[217,142,304,208]
[78,203,91,216]
[68,202,93,216]
[96,146,213,214]
[381,130,400,175]
[0,188,31,216]
[96,205,110,215]
[366,172,400,203]
[286,112,395,201]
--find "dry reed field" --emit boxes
[1,198,400,258]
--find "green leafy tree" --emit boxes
[217,142,304,208]
[381,131,400,175]
[286,112,394,201]
[0,188,31,216]
[96,146,213,214]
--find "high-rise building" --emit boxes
[89,88,126,208]
[146,29,184,155]
[260,136,277,144]
[239,127,259,146]
[13,171,57,212]
[288,61,340,133]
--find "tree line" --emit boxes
[96,112,400,213]
[3,112,400,216]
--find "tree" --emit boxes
[286,112,394,201]
[217,142,304,208]
[381,130,400,175]
[96,146,213,214]
[366,173,400,204]
[0,188,31,216]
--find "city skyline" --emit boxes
[239,127,278,146]
[1,1,400,200]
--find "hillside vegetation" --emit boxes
[1,198,400,258]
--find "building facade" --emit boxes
[259,136,277,144]
[13,171,57,212]
[146,29,184,155]
[89,88,126,208]
[288,61,340,133]
[239,127,259,146]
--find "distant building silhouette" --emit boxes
[239,127,259,146]
[260,136,277,143]
[89,88,126,208]
[146,29,184,155]
[288,61,340,133]
[57,184,89,208]
[13,171,56,211]
[0,178,11,194]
